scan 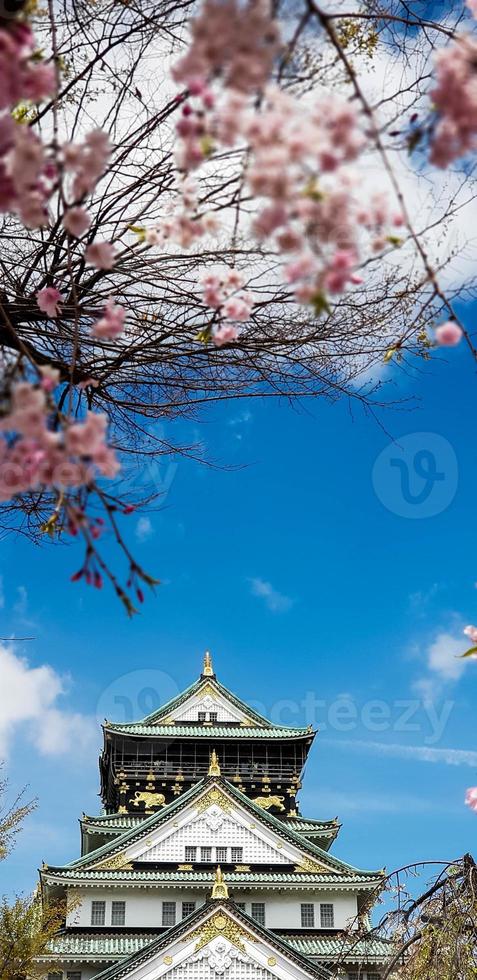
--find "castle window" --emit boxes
[251,902,265,925]
[209,712,218,723]
[367,974,380,980]
[91,901,105,926]
[182,901,196,918]
[301,903,315,927]
[48,974,63,980]
[201,846,212,862]
[320,903,334,928]
[216,847,228,862]
[162,902,176,927]
[198,712,206,722]
[185,846,197,862]
[231,847,243,863]
[66,973,81,980]
[111,901,126,926]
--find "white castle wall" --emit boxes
[66,888,358,931]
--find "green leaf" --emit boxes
[127,225,146,243]
[386,235,402,247]
[310,290,331,317]
[457,646,477,659]
[196,325,213,344]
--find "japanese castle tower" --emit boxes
[40,654,390,980]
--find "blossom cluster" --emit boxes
[200,267,254,345]
[0,379,119,501]
[0,22,56,226]
[430,35,477,167]
[172,0,281,94]
[176,90,401,311]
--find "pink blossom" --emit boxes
[435,321,463,347]
[23,62,56,102]
[222,294,253,322]
[92,298,126,339]
[36,286,63,318]
[63,206,92,237]
[85,240,116,270]
[466,0,477,19]
[39,365,60,392]
[465,787,477,811]
[213,324,239,346]
[463,624,477,644]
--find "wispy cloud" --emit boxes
[413,629,467,698]
[248,577,293,613]
[0,645,96,758]
[135,516,154,542]
[325,738,477,768]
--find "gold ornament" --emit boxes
[163,956,173,965]
[93,852,133,871]
[203,651,214,676]
[189,912,253,953]
[252,795,285,812]
[267,958,277,966]
[294,856,330,873]
[208,750,221,777]
[211,865,229,899]
[129,790,166,810]
[196,788,231,813]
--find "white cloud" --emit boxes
[413,629,467,697]
[326,738,477,768]
[248,577,293,613]
[0,645,96,759]
[13,585,28,618]
[135,516,154,542]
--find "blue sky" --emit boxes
[1,334,477,899]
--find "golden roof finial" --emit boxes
[208,749,221,777]
[202,650,214,677]
[211,865,229,900]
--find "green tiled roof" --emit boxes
[82,815,143,833]
[285,819,339,833]
[281,934,394,963]
[44,930,392,966]
[47,777,381,882]
[42,868,382,889]
[104,723,311,738]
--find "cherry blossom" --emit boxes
[63,206,92,237]
[85,240,116,270]
[0,380,119,502]
[172,0,281,94]
[92,298,126,339]
[435,321,463,346]
[465,787,477,811]
[430,36,477,167]
[36,286,63,318]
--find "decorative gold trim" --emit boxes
[198,682,218,699]
[234,865,251,872]
[93,852,133,871]
[158,715,175,725]
[163,955,173,965]
[294,857,331,873]
[196,788,231,813]
[178,864,193,871]
[267,957,277,967]
[203,651,214,676]
[189,912,253,953]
